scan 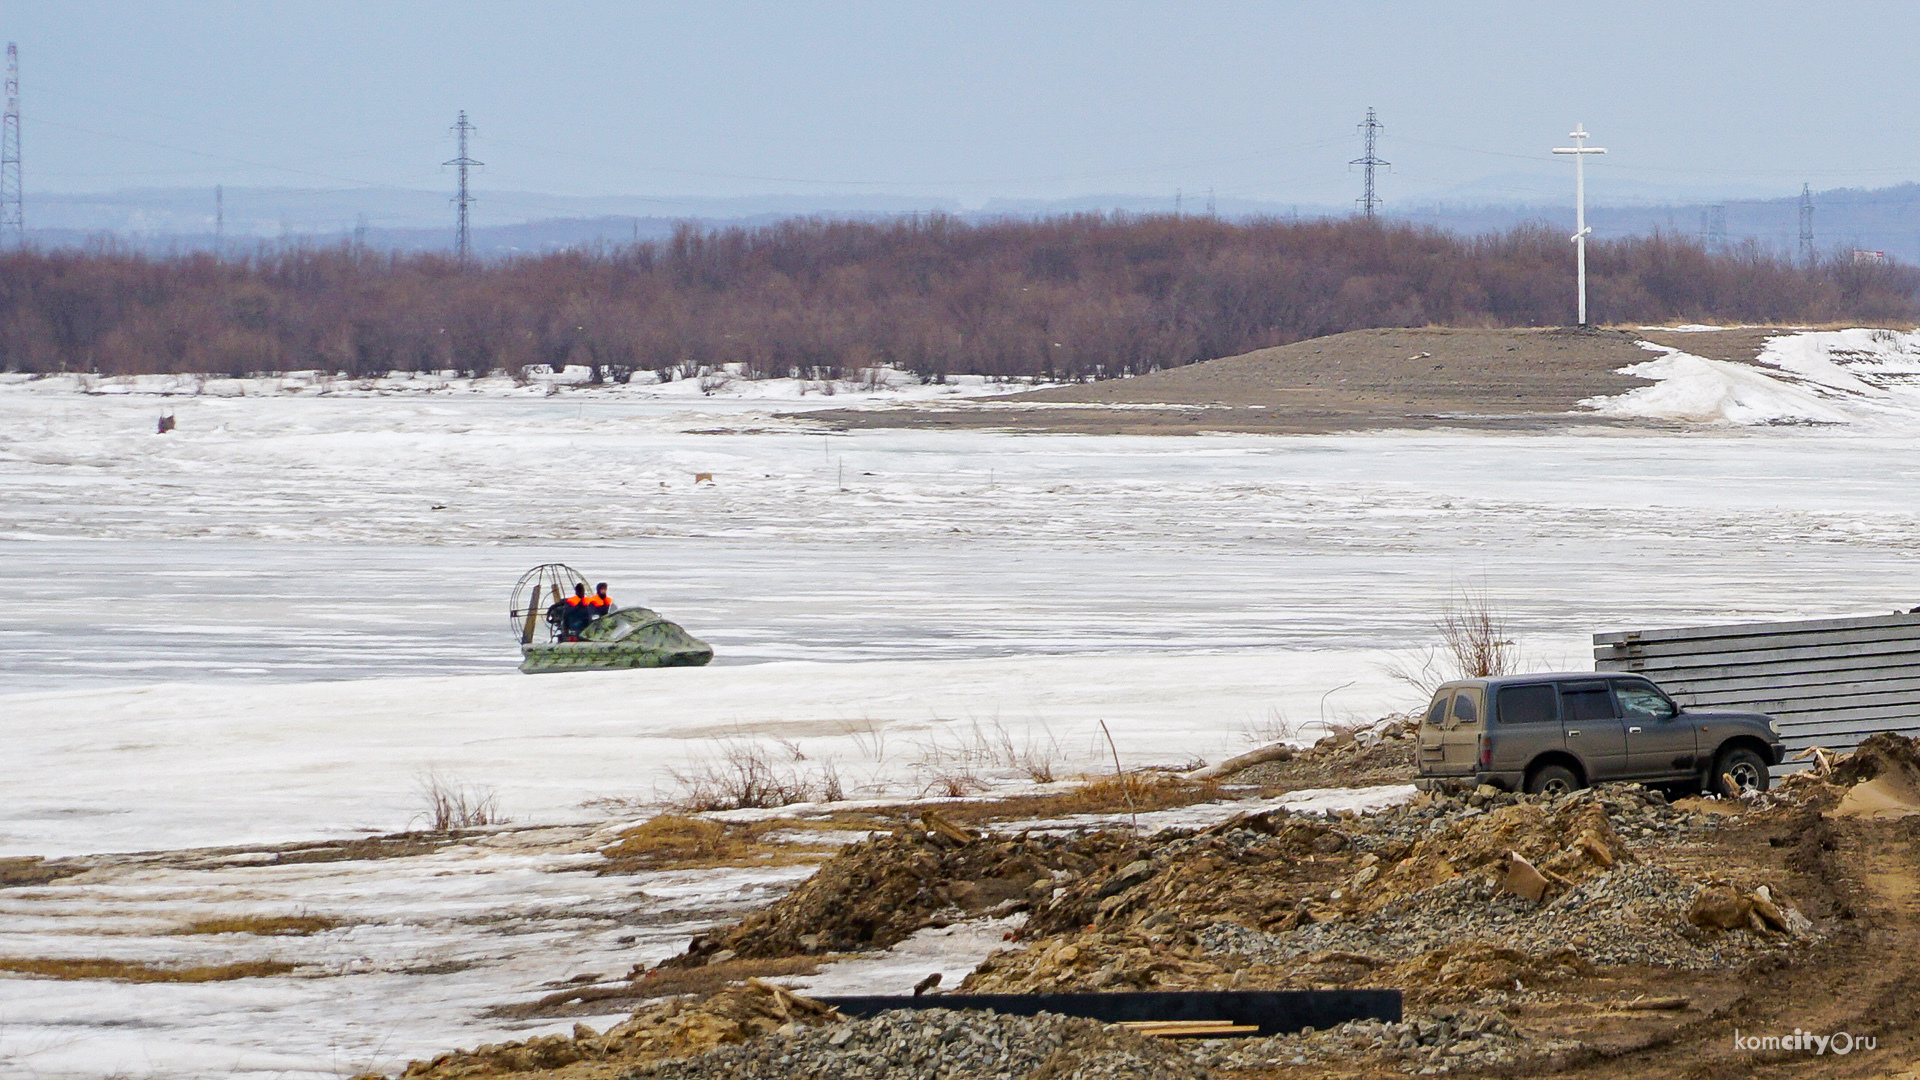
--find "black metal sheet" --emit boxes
[812,989,1400,1037]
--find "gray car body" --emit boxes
[1413,672,1786,792]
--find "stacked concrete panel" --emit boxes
[1594,612,1920,754]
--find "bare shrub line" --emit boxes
[417,771,509,831]
[1382,586,1519,700]
[668,739,848,812]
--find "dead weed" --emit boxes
[0,957,297,982]
[600,815,837,873]
[173,914,340,936]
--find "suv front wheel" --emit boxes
[1712,745,1770,796]
[1525,763,1581,796]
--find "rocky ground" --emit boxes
[370,732,1920,1080]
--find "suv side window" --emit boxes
[1560,681,1619,721]
[1425,691,1452,726]
[1614,681,1676,720]
[1497,684,1558,725]
[1451,691,1479,723]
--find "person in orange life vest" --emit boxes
[548,583,596,641]
[586,583,614,614]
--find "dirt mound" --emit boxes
[802,326,1663,435]
[1220,714,1418,789]
[1828,732,1920,786]
[1360,790,1629,911]
[666,816,1138,965]
[962,785,1794,998]
[383,980,836,1080]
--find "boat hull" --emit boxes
[519,607,714,674]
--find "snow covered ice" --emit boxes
[3,329,1920,1077]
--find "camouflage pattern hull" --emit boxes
[519,607,714,674]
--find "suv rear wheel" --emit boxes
[1525,763,1580,796]
[1712,745,1770,796]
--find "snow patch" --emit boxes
[1582,329,1920,426]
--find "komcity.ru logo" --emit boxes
[1733,1029,1875,1055]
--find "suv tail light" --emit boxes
[1478,734,1492,769]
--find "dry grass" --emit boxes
[269,834,448,864]
[495,956,826,1018]
[172,914,339,936]
[909,719,1062,794]
[626,956,823,1001]
[600,815,838,873]
[0,857,88,888]
[934,773,1223,827]
[669,741,838,812]
[418,772,508,831]
[0,957,297,982]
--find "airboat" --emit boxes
[510,563,714,674]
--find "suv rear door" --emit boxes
[1418,686,1479,777]
[1442,685,1485,773]
[1560,679,1628,780]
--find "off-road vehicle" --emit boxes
[1414,672,1785,796]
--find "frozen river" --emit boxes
[3,388,1918,694]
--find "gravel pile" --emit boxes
[1201,862,1802,970]
[1347,783,1722,856]
[626,1008,1208,1080]
[1186,1007,1584,1076]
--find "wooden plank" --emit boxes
[1597,638,1920,672]
[1681,689,1920,714]
[1593,612,1920,647]
[1765,702,1920,726]
[1600,655,1920,684]
[1597,645,1920,672]
[1678,683,1920,709]
[1647,672,1920,698]
[1594,622,1920,660]
[1778,720,1920,743]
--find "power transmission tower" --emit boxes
[1798,184,1815,266]
[444,111,482,262]
[2,43,22,245]
[1350,107,1388,219]
[1706,204,1727,253]
[214,185,224,255]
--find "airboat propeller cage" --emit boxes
[510,563,589,645]
[509,563,715,672]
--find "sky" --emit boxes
[8,1,1920,210]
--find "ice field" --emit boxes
[2,328,1919,1076]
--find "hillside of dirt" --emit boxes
[800,325,1800,435]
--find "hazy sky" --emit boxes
[9,1,1919,207]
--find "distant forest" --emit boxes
[2,215,1916,380]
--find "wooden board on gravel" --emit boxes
[798,326,1799,436]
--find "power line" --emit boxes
[1350,107,1387,219]
[444,111,481,262]
[3,43,22,243]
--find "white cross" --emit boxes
[1552,124,1607,326]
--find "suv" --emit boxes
[1414,672,1786,796]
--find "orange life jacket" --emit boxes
[586,594,611,609]
[564,595,588,606]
